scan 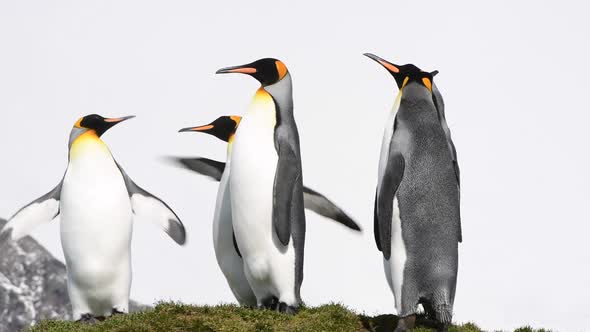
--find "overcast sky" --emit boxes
[1,1,589,331]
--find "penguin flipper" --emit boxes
[168,155,359,232]
[166,156,225,181]
[373,190,382,252]
[377,151,405,260]
[0,181,62,242]
[116,162,186,245]
[232,231,242,258]
[272,138,302,246]
[302,186,361,232]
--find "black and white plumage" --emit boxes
[172,114,359,308]
[0,114,185,321]
[216,58,306,313]
[365,53,461,332]
[168,156,360,231]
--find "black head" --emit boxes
[216,58,289,86]
[179,116,241,142]
[74,114,135,136]
[364,53,438,92]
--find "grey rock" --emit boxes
[0,219,148,332]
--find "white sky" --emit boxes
[1,1,589,331]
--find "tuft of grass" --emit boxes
[28,302,546,332]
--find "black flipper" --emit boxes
[302,186,361,231]
[166,157,225,181]
[0,178,63,242]
[272,138,301,246]
[232,231,242,258]
[376,149,405,260]
[169,155,360,231]
[116,162,186,245]
[373,190,382,251]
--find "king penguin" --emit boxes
[173,116,361,307]
[215,58,305,313]
[0,114,186,322]
[364,53,461,332]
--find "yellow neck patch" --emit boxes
[254,88,274,104]
[69,130,107,160]
[248,88,277,128]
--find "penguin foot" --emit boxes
[258,296,279,310]
[111,308,126,316]
[76,314,99,324]
[436,322,449,332]
[393,314,416,332]
[278,302,299,315]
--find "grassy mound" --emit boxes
[29,302,547,332]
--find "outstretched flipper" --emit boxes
[302,187,361,231]
[116,162,186,245]
[169,156,361,231]
[0,180,62,242]
[166,156,225,181]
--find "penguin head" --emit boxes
[216,58,289,86]
[364,53,438,93]
[73,114,135,136]
[69,114,135,148]
[179,116,241,142]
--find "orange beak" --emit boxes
[104,115,136,123]
[216,66,257,75]
[179,124,214,133]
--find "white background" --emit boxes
[1,1,588,331]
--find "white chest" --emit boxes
[60,139,132,256]
[229,89,279,254]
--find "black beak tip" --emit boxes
[363,52,378,60]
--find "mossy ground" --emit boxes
[29,302,549,332]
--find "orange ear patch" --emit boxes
[230,115,242,126]
[275,60,288,80]
[422,77,432,92]
[74,117,84,128]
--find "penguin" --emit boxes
[0,114,186,323]
[364,53,461,332]
[215,58,305,313]
[173,116,361,307]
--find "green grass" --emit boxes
[29,302,548,332]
